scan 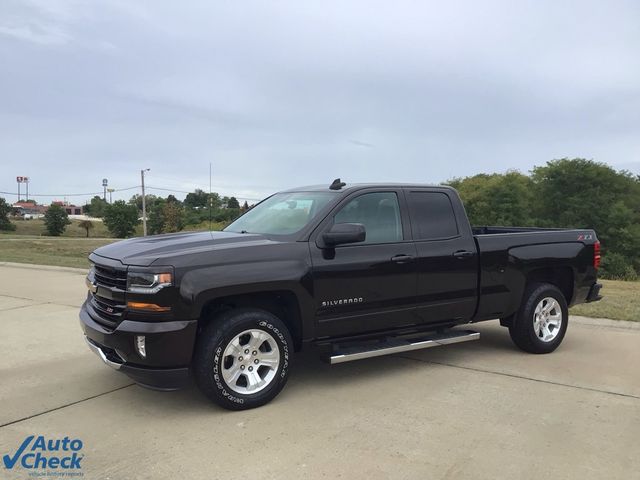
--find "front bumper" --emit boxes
[80,302,197,390]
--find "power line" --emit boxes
[0,185,262,202]
[145,186,262,201]
[0,186,140,197]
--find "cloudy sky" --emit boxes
[1,0,639,204]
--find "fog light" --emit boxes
[135,335,146,358]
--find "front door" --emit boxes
[310,190,419,337]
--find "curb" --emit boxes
[570,315,640,331]
[0,262,88,274]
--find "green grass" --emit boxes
[0,219,229,269]
[7,218,113,238]
[571,279,640,322]
[4,218,229,238]
[0,237,117,269]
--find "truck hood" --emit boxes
[92,230,274,267]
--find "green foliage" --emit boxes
[128,194,158,212]
[531,159,640,250]
[78,220,95,238]
[227,196,240,209]
[103,201,139,238]
[600,253,638,281]
[44,204,71,236]
[449,158,640,279]
[148,198,185,235]
[0,197,16,231]
[448,171,536,226]
[184,189,221,210]
[84,196,108,218]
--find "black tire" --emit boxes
[193,308,293,410]
[508,282,568,354]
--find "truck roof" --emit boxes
[283,182,454,194]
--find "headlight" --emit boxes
[127,271,173,294]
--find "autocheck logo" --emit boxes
[3,435,84,474]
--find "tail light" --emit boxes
[593,241,601,270]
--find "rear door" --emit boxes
[310,189,419,337]
[405,188,479,324]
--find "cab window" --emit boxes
[334,192,403,244]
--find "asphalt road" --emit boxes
[1,263,639,480]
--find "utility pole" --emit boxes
[141,169,150,236]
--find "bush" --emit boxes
[0,197,16,231]
[600,252,638,281]
[103,201,139,238]
[44,204,71,236]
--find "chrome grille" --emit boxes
[89,263,127,330]
[94,264,127,290]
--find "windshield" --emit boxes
[224,192,335,236]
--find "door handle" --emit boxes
[452,250,474,259]
[391,254,415,264]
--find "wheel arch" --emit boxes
[525,266,574,305]
[199,290,304,351]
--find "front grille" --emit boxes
[91,295,125,323]
[94,264,127,290]
[89,262,128,330]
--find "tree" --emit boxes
[449,158,640,278]
[148,198,185,234]
[532,158,640,263]
[242,201,249,211]
[128,194,158,212]
[184,189,209,209]
[44,204,71,236]
[447,171,536,226]
[0,197,16,231]
[227,196,240,209]
[84,196,108,218]
[103,201,139,238]
[184,189,222,210]
[78,220,95,238]
[163,202,185,233]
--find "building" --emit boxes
[12,201,47,218]
[12,201,84,217]
[51,201,83,215]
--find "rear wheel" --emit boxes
[194,308,293,410]
[508,283,568,354]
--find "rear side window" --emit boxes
[407,191,459,240]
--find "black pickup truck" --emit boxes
[80,180,602,410]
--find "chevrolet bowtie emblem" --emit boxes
[85,277,97,294]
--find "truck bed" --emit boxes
[471,226,599,322]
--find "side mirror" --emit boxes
[322,223,366,247]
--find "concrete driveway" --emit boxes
[1,263,638,480]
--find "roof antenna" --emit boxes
[330,178,346,190]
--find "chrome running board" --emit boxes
[329,329,480,365]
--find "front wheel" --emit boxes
[508,283,568,354]
[194,308,293,410]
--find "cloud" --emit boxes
[0,0,639,204]
[0,23,71,45]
